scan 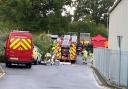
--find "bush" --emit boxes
[33,32,51,58]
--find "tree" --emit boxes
[33,32,51,56]
[74,0,115,25]
[0,0,72,32]
[69,16,107,37]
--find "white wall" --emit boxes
[109,0,128,51]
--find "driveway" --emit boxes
[0,63,102,89]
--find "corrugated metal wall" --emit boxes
[94,48,128,86]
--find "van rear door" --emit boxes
[8,37,32,61]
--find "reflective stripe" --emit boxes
[71,51,75,56]
[70,44,77,60]
[27,39,31,44]
[70,55,74,58]
[20,42,28,50]
[13,42,21,49]
[10,38,20,48]
[72,44,76,47]
[10,38,31,50]
[70,55,75,60]
[71,48,76,53]
[22,39,31,49]
[10,38,15,43]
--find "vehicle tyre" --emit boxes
[28,64,32,68]
[34,60,38,65]
[26,63,32,68]
[6,62,11,67]
[5,62,8,67]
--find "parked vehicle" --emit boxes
[5,31,33,68]
[33,46,42,65]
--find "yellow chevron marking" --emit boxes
[20,42,28,50]
[71,47,76,49]
[70,49,76,54]
[27,39,31,43]
[73,46,76,49]
[22,39,31,49]
[70,55,74,59]
[71,48,76,52]
[10,38,20,48]
[13,42,21,49]
[71,54,75,57]
[70,49,76,53]
[72,44,75,47]
[71,52,75,56]
[71,47,76,50]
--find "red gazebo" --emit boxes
[91,34,107,48]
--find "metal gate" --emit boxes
[94,48,128,87]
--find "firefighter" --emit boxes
[89,52,94,64]
[82,48,88,64]
[86,43,93,56]
[77,43,82,55]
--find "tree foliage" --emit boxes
[0,0,115,37]
[69,16,107,37]
[74,0,115,25]
[33,32,51,56]
[0,0,72,32]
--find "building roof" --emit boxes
[109,0,122,13]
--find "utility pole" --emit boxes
[117,36,122,86]
[48,0,53,10]
[103,13,109,37]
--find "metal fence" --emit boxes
[94,48,128,87]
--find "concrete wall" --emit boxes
[109,0,128,51]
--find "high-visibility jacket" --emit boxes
[82,50,88,58]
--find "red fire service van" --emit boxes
[5,31,33,68]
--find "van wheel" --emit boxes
[26,63,32,68]
[6,62,11,67]
[34,60,38,65]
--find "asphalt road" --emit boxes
[0,63,102,89]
